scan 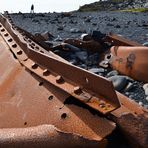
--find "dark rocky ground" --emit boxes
[11,11,148,108]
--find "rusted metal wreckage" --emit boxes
[0,12,148,148]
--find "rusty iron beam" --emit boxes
[104,33,143,46]
[0,14,120,114]
[0,33,115,147]
[0,12,148,147]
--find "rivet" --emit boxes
[4,33,8,37]
[35,46,39,50]
[99,100,106,108]
[29,44,34,49]
[17,50,22,55]
[43,69,50,76]
[12,44,17,48]
[40,50,44,53]
[28,39,32,43]
[1,28,5,32]
[8,38,13,42]
[31,63,38,69]
[74,86,82,94]
[56,75,64,83]
[31,42,35,46]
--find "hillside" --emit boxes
[78,0,148,12]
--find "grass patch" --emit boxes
[121,8,148,12]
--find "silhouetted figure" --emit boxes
[30,4,34,13]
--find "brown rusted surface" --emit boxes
[0,125,107,148]
[0,14,120,114]
[110,92,148,148]
[1,13,148,148]
[0,33,116,147]
[104,33,143,46]
[109,46,148,82]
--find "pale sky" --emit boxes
[0,0,98,13]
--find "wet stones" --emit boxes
[88,68,105,74]
[143,83,148,102]
[75,51,88,62]
[106,70,118,78]
[70,28,86,33]
[108,75,128,92]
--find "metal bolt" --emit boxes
[74,86,82,94]
[56,75,64,83]
[1,28,5,32]
[12,44,17,48]
[8,38,13,42]
[99,100,106,108]
[4,33,8,37]
[31,63,38,69]
[43,69,50,76]
[17,50,22,55]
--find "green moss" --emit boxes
[121,8,148,12]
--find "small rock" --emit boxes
[106,70,118,78]
[80,34,92,41]
[75,51,88,62]
[139,101,143,106]
[145,89,148,96]
[115,25,121,28]
[57,26,64,30]
[89,68,105,74]
[143,42,148,47]
[108,75,128,91]
[70,28,86,33]
[143,83,148,90]
[124,82,134,92]
[54,35,63,41]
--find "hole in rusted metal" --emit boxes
[8,38,13,42]
[12,44,17,48]
[61,113,67,119]
[48,95,53,100]
[24,122,27,125]
[106,54,111,59]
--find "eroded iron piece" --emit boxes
[109,46,148,82]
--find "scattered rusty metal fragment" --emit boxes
[109,46,148,82]
[0,27,115,147]
[64,38,104,52]
[104,33,143,46]
[0,12,148,148]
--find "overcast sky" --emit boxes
[0,0,98,13]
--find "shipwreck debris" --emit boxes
[0,12,148,147]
